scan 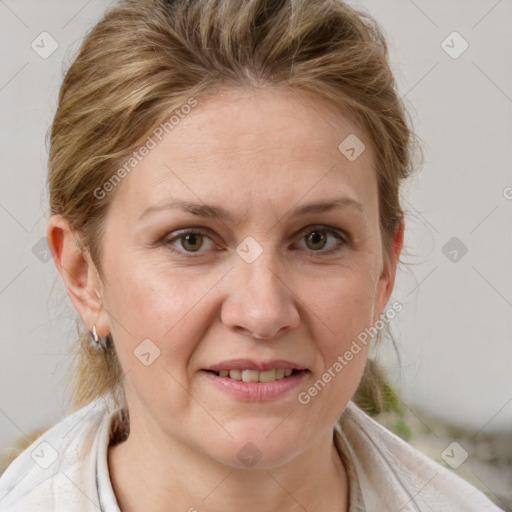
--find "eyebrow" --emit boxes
[138,197,364,223]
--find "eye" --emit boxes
[294,226,347,254]
[164,229,216,254]
[161,225,347,258]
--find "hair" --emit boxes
[47,0,418,427]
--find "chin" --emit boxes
[205,428,312,471]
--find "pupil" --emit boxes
[184,233,202,251]
[307,231,326,250]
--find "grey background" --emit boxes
[0,0,510,458]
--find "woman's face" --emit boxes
[91,87,400,468]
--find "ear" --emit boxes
[372,219,404,324]
[46,214,110,337]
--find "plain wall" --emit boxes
[0,0,510,452]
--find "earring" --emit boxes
[89,324,109,351]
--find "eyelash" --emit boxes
[160,225,348,258]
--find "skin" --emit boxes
[47,86,403,512]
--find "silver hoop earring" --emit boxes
[89,325,109,351]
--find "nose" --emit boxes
[220,250,300,340]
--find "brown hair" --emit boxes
[48,0,417,416]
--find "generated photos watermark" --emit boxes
[297,300,402,405]
[94,97,198,200]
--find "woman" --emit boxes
[0,0,505,510]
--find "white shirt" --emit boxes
[0,395,504,511]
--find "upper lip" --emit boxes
[204,359,308,372]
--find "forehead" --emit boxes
[110,87,377,223]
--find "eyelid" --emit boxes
[295,224,347,242]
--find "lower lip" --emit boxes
[200,370,308,402]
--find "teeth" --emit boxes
[258,369,276,382]
[229,369,242,380]
[215,368,297,382]
[242,370,260,382]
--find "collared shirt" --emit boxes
[0,396,504,511]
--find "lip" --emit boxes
[200,369,308,402]
[204,358,307,372]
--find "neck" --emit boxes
[108,416,349,512]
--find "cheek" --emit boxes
[306,263,378,344]
[103,258,219,371]
[293,297,371,431]
[302,261,377,384]
[103,261,221,419]
[299,274,374,421]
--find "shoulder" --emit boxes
[335,401,505,512]
[0,396,115,512]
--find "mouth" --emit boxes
[205,368,301,383]
[200,368,311,402]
